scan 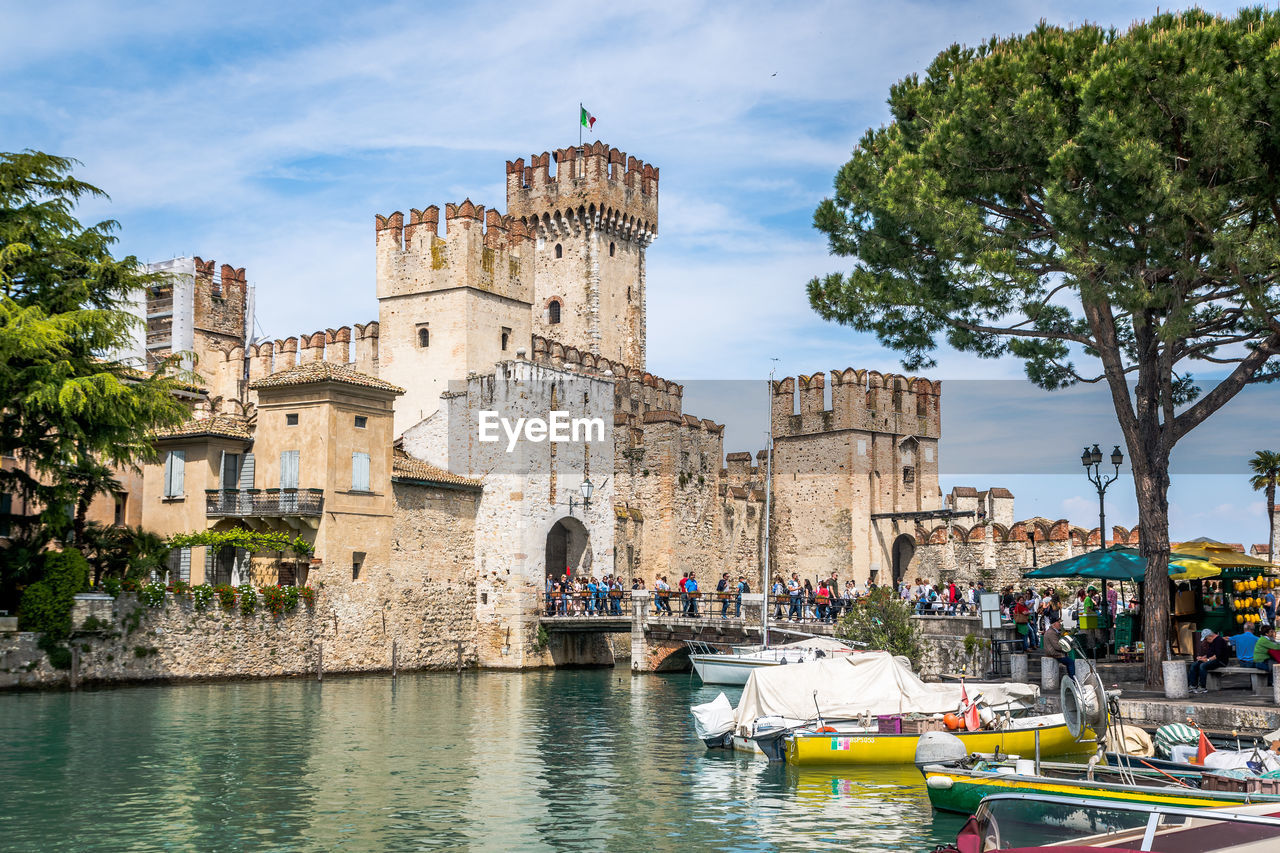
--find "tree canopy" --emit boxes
[809,9,1280,685]
[0,151,192,606]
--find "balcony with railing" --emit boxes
[205,488,324,519]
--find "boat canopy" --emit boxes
[730,651,1038,736]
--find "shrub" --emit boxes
[237,584,257,616]
[214,584,237,611]
[171,580,191,598]
[300,586,316,608]
[138,581,167,608]
[191,584,215,611]
[835,586,925,670]
[19,548,90,640]
[102,577,122,598]
[281,585,300,612]
[261,585,286,616]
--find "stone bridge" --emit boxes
[541,592,835,671]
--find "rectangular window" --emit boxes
[220,452,240,490]
[286,413,299,426]
[113,493,127,527]
[354,416,368,429]
[0,493,11,538]
[501,327,511,351]
[280,450,300,489]
[352,551,365,581]
[352,452,370,491]
[164,547,190,584]
[163,449,186,498]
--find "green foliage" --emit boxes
[300,585,316,608]
[138,581,166,608]
[190,583,214,611]
[214,584,236,611]
[1249,450,1279,555]
[281,585,300,612]
[237,584,257,616]
[261,585,286,616]
[102,577,122,598]
[79,614,110,632]
[132,645,157,658]
[834,586,925,670]
[0,151,193,609]
[18,548,89,640]
[39,635,72,670]
[167,528,313,559]
[534,624,550,652]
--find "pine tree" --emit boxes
[809,10,1280,687]
[0,151,191,608]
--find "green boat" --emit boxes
[923,758,1280,815]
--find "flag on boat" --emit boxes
[1195,729,1216,764]
[960,679,981,731]
[581,106,596,129]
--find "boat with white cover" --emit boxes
[687,636,858,685]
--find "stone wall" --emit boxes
[914,615,993,681]
[1,573,481,690]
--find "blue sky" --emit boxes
[2,0,1275,548]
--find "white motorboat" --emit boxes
[687,637,858,686]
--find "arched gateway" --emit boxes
[544,516,591,580]
[891,534,916,587]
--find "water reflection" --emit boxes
[0,671,961,852]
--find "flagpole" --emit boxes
[579,102,583,147]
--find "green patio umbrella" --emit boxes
[1023,544,1216,581]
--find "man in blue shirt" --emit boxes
[1231,622,1259,665]
[685,572,700,617]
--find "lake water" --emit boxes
[0,670,964,851]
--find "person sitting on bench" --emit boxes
[1188,627,1231,694]
[1230,622,1258,666]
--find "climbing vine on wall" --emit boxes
[167,528,314,558]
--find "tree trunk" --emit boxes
[1268,482,1276,566]
[1133,461,1173,689]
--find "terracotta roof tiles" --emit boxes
[249,361,404,394]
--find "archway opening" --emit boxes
[891,534,916,588]
[545,516,590,581]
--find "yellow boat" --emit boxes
[776,716,1089,766]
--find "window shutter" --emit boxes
[179,547,191,583]
[237,452,255,490]
[352,452,370,491]
[280,450,299,489]
[221,452,241,490]
[165,450,186,497]
[204,547,213,585]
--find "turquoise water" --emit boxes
[0,671,963,851]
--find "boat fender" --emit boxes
[925,775,954,790]
[815,726,838,734]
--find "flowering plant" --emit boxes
[237,584,257,616]
[214,584,237,611]
[282,585,301,612]
[171,580,192,598]
[139,581,167,608]
[191,584,215,611]
[260,585,286,616]
[300,585,316,608]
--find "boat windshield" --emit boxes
[965,795,1280,852]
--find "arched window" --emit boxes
[609,241,615,257]
[554,243,563,259]
[418,327,429,348]
[548,300,561,324]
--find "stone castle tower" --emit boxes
[506,142,657,368]
[769,369,943,587]
[374,202,535,433]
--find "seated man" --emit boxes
[1230,622,1258,666]
[1188,627,1231,694]
[1253,625,1280,683]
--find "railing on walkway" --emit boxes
[541,591,856,625]
[205,488,325,518]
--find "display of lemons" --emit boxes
[1237,613,1245,623]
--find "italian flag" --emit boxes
[581,106,597,130]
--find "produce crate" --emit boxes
[1201,773,1280,795]
[1078,612,1100,630]
[900,717,947,735]
[1114,613,1135,647]
[877,715,902,734]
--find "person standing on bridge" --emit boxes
[686,572,700,617]
[735,575,747,617]
[787,573,802,621]
[717,572,731,618]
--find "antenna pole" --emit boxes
[762,362,776,648]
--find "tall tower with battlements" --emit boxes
[375,201,534,434]
[506,142,657,368]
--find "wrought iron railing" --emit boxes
[205,488,324,518]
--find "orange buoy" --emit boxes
[944,713,962,731]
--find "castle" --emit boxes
[83,140,1133,670]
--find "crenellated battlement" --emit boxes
[530,334,681,413]
[506,141,658,241]
[375,198,534,304]
[771,367,941,439]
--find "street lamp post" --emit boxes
[1081,444,1124,549]
[568,478,594,517]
